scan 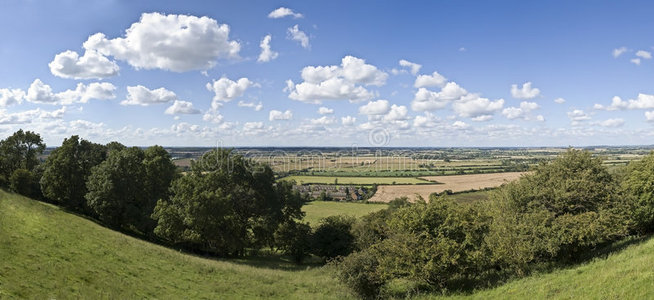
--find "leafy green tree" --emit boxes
[40,135,107,212]
[86,147,147,229]
[152,149,299,256]
[140,146,178,232]
[312,215,355,260]
[274,220,312,263]
[0,130,45,184]
[9,169,38,198]
[622,151,654,232]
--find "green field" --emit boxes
[0,191,353,299]
[302,201,388,225]
[280,175,432,185]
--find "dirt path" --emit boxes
[368,172,526,203]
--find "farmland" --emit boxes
[280,175,431,185]
[302,201,388,225]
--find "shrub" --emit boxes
[622,151,654,233]
[10,169,37,198]
[274,220,312,263]
[312,215,356,260]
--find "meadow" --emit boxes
[302,201,388,225]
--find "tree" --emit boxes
[141,146,178,232]
[9,169,38,198]
[152,149,299,256]
[40,135,107,212]
[86,147,147,229]
[622,151,654,232]
[0,130,45,184]
[312,215,356,260]
[274,220,312,263]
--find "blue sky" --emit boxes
[1,0,654,147]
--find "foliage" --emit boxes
[274,220,313,263]
[9,168,39,198]
[40,135,107,213]
[152,149,301,256]
[484,149,632,273]
[0,129,45,185]
[312,215,356,260]
[622,151,654,233]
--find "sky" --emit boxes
[1,0,654,147]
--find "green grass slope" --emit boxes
[425,237,654,299]
[302,201,387,226]
[0,190,353,299]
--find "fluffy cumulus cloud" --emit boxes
[554,97,566,104]
[568,109,591,125]
[318,107,334,114]
[598,118,625,128]
[82,12,240,72]
[0,88,25,107]
[0,107,66,124]
[243,122,265,135]
[258,35,279,62]
[382,104,409,122]
[636,50,652,60]
[411,82,467,111]
[206,77,256,102]
[49,50,119,79]
[413,112,440,128]
[287,25,309,49]
[269,109,293,121]
[511,82,541,99]
[286,55,387,103]
[594,94,654,111]
[164,100,200,115]
[502,101,540,120]
[613,47,627,58]
[414,71,447,88]
[631,58,641,65]
[310,116,336,125]
[26,79,116,105]
[359,99,390,115]
[452,94,504,120]
[398,59,422,75]
[646,111,654,122]
[341,115,356,125]
[121,85,177,106]
[238,101,263,111]
[268,7,303,19]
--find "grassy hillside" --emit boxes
[0,190,354,299]
[424,237,654,299]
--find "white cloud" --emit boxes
[257,35,278,62]
[0,107,66,124]
[459,47,467,52]
[287,25,309,49]
[121,85,177,106]
[613,47,627,58]
[511,82,541,99]
[599,118,625,128]
[243,122,265,135]
[596,94,654,111]
[472,115,493,122]
[359,100,390,115]
[567,109,591,123]
[318,107,334,114]
[287,56,387,103]
[502,101,539,120]
[452,94,504,119]
[269,109,293,121]
[631,58,641,65]
[452,120,469,129]
[413,112,440,128]
[646,111,654,122]
[341,115,356,125]
[49,50,119,79]
[0,88,25,107]
[206,77,256,102]
[83,12,240,72]
[203,108,224,124]
[26,79,116,105]
[268,7,303,19]
[164,100,200,115]
[554,97,566,104]
[310,116,336,125]
[636,50,652,59]
[411,82,467,111]
[398,59,422,75]
[414,71,447,88]
[382,104,409,122]
[238,101,263,111]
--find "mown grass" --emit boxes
[302,201,388,226]
[421,236,654,299]
[280,175,431,185]
[0,190,354,299]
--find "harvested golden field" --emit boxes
[368,172,526,203]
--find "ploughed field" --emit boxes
[368,172,526,202]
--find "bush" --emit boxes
[622,151,654,233]
[312,215,355,260]
[333,249,383,300]
[274,220,312,263]
[10,169,38,198]
[484,149,632,273]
